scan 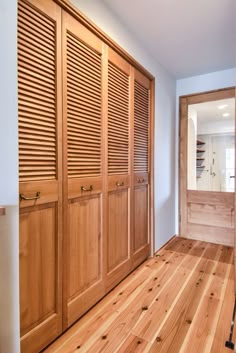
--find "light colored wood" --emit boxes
[67,194,104,326]
[134,185,149,252]
[44,237,234,353]
[62,9,105,328]
[181,87,235,105]
[179,87,236,245]
[134,173,149,186]
[107,54,130,176]
[0,207,6,216]
[107,190,129,272]
[68,177,102,199]
[20,204,57,336]
[108,47,131,76]
[132,69,151,264]
[186,223,234,247]
[18,0,155,349]
[18,1,63,352]
[108,175,130,191]
[105,49,132,291]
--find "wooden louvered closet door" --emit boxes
[106,48,132,290]
[62,11,105,327]
[132,69,151,267]
[18,0,62,352]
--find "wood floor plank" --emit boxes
[210,266,234,353]
[146,257,218,352]
[44,244,179,353]
[116,334,148,352]
[43,237,234,353]
[178,250,233,353]
[80,243,195,352]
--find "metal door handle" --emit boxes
[81,185,93,192]
[138,178,145,183]
[20,192,40,201]
[116,182,124,187]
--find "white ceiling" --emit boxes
[191,98,235,123]
[101,0,236,78]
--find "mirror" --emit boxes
[187,98,235,192]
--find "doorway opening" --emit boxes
[179,87,235,246]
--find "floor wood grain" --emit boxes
[43,237,235,353]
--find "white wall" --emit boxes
[176,68,236,232]
[198,120,234,135]
[0,1,20,353]
[188,109,197,190]
[177,68,236,97]
[72,0,177,250]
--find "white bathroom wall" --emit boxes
[71,0,177,250]
[176,68,236,233]
[0,1,20,353]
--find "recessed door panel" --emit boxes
[20,204,57,336]
[134,185,148,252]
[108,189,129,272]
[68,195,102,301]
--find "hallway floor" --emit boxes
[44,237,234,353]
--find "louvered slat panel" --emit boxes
[18,1,56,182]
[134,80,149,173]
[66,32,102,178]
[108,63,129,175]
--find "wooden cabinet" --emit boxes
[18,0,62,352]
[18,1,154,351]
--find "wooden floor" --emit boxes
[44,237,235,353]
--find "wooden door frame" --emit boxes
[179,86,236,236]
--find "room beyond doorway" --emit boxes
[179,87,236,246]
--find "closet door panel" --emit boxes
[108,190,129,271]
[134,185,148,251]
[18,0,62,352]
[67,194,103,325]
[132,69,151,267]
[20,204,57,335]
[63,11,104,327]
[106,48,132,289]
